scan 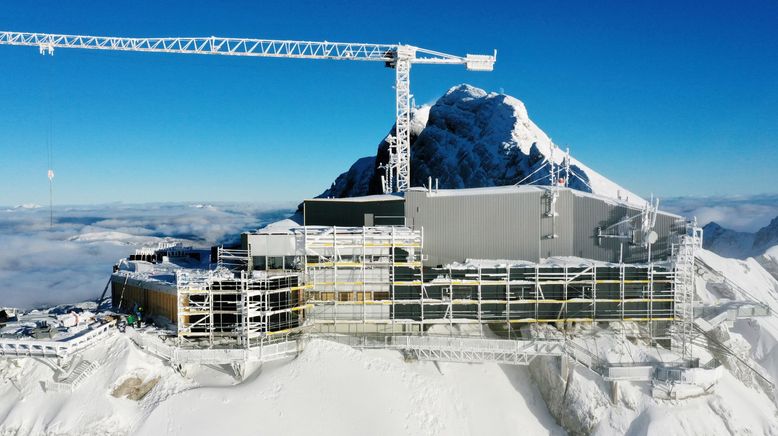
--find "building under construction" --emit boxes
[111,184,698,351]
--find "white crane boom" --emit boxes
[0,30,496,193]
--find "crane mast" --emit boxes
[0,31,495,193]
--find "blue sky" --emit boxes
[0,0,776,205]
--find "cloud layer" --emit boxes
[662,194,778,233]
[0,203,294,309]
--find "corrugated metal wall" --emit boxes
[405,189,546,266]
[540,190,575,258]
[405,188,683,265]
[572,194,627,261]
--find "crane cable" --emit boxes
[46,57,54,227]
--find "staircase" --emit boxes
[44,359,101,392]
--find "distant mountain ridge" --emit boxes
[704,216,778,259]
[318,84,643,204]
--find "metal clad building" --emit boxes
[303,195,405,226]
[404,186,684,266]
[404,187,543,263]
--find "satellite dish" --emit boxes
[646,231,658,245]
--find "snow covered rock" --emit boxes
[754,217,778,256]
[702,222,756,259]
[758,245,778,281]
[318,84,642,204]
[703,216,778,260]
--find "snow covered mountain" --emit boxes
[704,216,778,259]
[702,222,757,259]
[754,217,778,255]
[318,85,643,205]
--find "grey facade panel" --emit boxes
[406,189,544,266]
[572,195,626,262]
[571,193,683,263]
[406,187,684,266]
[539,189,574,259]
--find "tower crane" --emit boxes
[0,31,496,193]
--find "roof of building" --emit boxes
[406,185,683,219]
[256,218,301,234]
[304,194,404,203]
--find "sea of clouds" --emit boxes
[662,194,778,233]
[0,202,294,309]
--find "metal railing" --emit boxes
[0,321,114,359]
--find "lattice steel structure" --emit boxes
[671,225,703,358]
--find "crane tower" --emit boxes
[0,31,496,193]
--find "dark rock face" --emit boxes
[753,217,778,255]
[702,222,756,259]
[318,84,593,199]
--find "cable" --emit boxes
[525,173,552,186]
[569,169,593,191]
[46,57,55,227]
[514,160,548,186]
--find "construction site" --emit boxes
[0,30,774,405]
[98,181,727,391]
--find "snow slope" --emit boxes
[0,331,194,435]
[759,245,778,281]
[319,85,643,206]
[697,248,778,401]
[530,353,777,436]
[0,332,564,436]
[138,340,563,436]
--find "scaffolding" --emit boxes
[300,226,675,341]
[176,269,307,348]
[159,223,693,353]
[671,225,702,358]
[217,247,251,272]
[300,225,423,334]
